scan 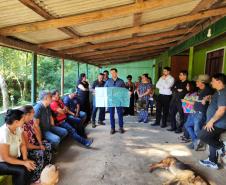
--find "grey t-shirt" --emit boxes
[34,102,52,131]
[206,88,226,129]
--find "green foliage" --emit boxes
[0,46,99,110]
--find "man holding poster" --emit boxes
[105,68,126,134]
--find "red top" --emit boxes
[50,99,67,124]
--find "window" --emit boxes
[0,46,32,110]
[37,56,61,93]
[205,49,224,76]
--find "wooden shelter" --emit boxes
[0,0,226,67]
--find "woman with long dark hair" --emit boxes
[0,109,36,185]
[76,73,91,124]
[22,105,52,183]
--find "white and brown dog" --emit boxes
[149,156,210,185]
[39,164,59,185]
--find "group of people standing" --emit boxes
[151,67,226,170]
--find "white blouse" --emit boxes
[0,124,22,162]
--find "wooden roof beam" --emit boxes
[19,0,80,39]
[75,37,180,59]
[77,42,176,59]
[88,49,166,62]
[0,35,87,63]
[93,53,160,66]
[0,0,190,36]
[38,6,226,49]
[62,28,189,54]
[132,0,143,38]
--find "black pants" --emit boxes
[156,94,172,126]
[0,162,30,185]
[169,98,184,131]
[198,127,226,163]
[124,94,134,116]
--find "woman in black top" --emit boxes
[124,75,135,116]
[76,73,91,124]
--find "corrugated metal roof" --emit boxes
[141,0,201,24]
[34,0,134,17]
[14,28,70,44]
[0,0,44,28]
[73,15,134,36]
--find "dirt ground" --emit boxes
[56,115,225,185]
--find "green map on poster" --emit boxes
[95,87,130,107]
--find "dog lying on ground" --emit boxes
[39,164,59,185]
[149,156,210,185]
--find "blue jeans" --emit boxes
[79,111,87,122]
[43,126,68,150]
[184,112,205,142]
[109,107,124,129]
[92,97,105,122]
[67,115,81,125]
[59,121,87,144]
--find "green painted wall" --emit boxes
[192,36,226,79]
[101,59,156,82]
[154,52,171,83]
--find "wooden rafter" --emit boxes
[92,53,160,66]
[132,0,143,37]
[86,48,167,62]
[75,37,180,60]
[0,0,190,36]
[38,7,226,49]
[0,35,87,63]
[77,42,176,59]
[62,28,189,54]
[19,0,80,39]
[175,0,222,45]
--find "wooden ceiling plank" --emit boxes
[86,48,166,61]
[0,34,86,63]
[19,0,81,39]
[75,37,180,59]
[38,7,226,49]
[62,28,189,54]
[77,42,176,59]
[0,0,189,36]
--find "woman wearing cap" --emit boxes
[184,74,214,151]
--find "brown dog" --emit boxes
[40,164,59,185]
[149,156,210,185]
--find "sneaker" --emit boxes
[199,158,219,169]
[110,129,116,135]
[98,121,106,125]
[91,121,96,128]
[84,138,93,147]
[217,146,225,157]
[119,128,125,134]
[187,143,194,149]
[151,122,159,126]
[194,139,200,151]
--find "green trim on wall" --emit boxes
[168,16,226,56]
[188,47,194,80]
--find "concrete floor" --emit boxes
[56,115,225,185]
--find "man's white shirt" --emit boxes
[156,75,175,95]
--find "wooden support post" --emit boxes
[61,58,64,96]
[188,47,194,80]
[31,53,37,105]
[77,62,80,78]
[86,63,88,79]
